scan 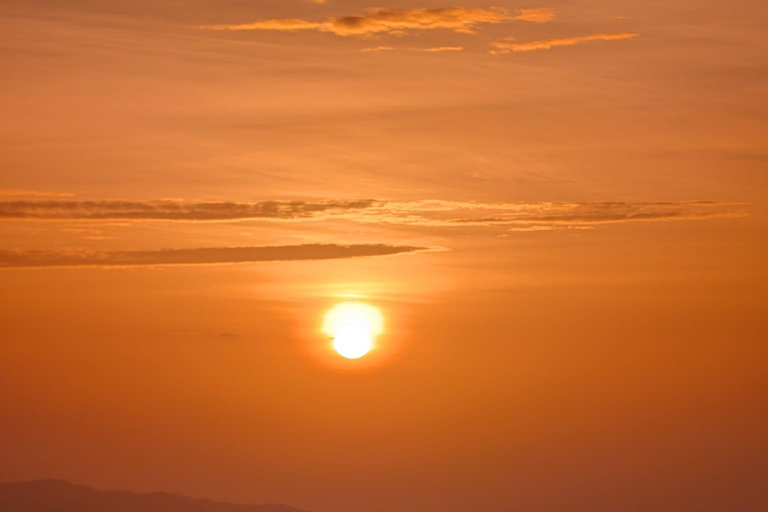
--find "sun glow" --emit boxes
[323,302,383,359]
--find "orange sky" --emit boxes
[1,1,767,511]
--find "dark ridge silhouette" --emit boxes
[0,480,310,512]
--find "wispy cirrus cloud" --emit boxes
[0,189,74,198]
[0,199,747,230]
[200,7,554,36]
[0,199,379,221]
[362,46,464,53]
[0,244,427,269]
[353,200,746,229]
[490,32,639,54]
[414,46,464,52]
[511,7,556,23]
[361,46,395,53]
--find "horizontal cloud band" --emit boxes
[200,7,554,36]
[0,199,747,229]
[491,33,639,54]
[0,244,427,269]
[0,199,379,220]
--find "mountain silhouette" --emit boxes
[0,480,310,512]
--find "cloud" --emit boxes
[512,8,555,23]
[338,200,748,229]
[491,33,639,54]
[200,7,554,36]
[0,189,74,197]
[0,199,379,221]
[362,46,463,53]
[361,46,395,53]
[415,46,464,52]
[0,199,746,230]
[0,244,427,269]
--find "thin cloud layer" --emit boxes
[362,46,464,53]
[0,189,74,197]
[0,199,746,230]
[357,200,746,229]
[0,244,427,269]
[0,199,379,221]
[415,46,464,52]
[361,46,395,53]
[512,7,556,23]
[200,7,554,36]
[491,33,639,54]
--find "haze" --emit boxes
[1,1,767,511]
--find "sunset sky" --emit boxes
[1,1,767,511]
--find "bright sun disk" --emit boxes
[323,302,383,359]
[333,324,372,359]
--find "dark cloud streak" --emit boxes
[443,202,748,226]
[0,244,427,269]
[0,199,746,229]
[0,199,379,221]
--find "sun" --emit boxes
[332,324,372,359]
[323,302,383,359]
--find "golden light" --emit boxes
[323,302,383,359]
